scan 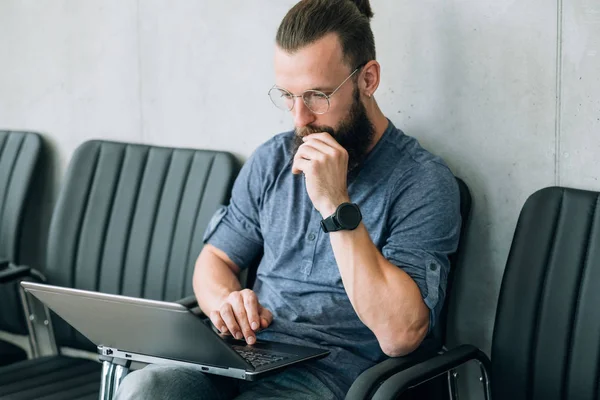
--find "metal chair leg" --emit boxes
[478,361,491,400]
[112,364,131,397]
[99,361,116,400]
[447,369,460,400]
[19,281,58,358]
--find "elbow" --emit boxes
[378,323,429,358]
[380,337,422,358]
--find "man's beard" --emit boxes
[291,88,375,172]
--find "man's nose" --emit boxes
[292,97,316,128]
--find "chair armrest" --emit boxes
[0,265,31,283]
[345,346,439,400]
[0,264,46,284]
[175,295,204,317]
[176,295,198,308]
[371,345,491,400]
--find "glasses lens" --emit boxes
[269,87,294,111]
[303,91,329,114]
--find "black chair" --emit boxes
[0,131,42,366]
[370,186,600,400]
[105,176,472,400]
[0,140,239,400]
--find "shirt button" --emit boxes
[308,233,316,241]
[429,263,438,271]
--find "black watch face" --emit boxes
[337,203,361,229]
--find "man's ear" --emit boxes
[360,60,380,98]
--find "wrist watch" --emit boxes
[320,202,362,233]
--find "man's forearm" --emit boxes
[328,223,430,356]
[193,246,242,316]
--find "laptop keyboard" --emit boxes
[232,345,290,369]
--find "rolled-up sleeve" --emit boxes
[203,151,264,269]
[381,161,461,331]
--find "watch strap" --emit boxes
[320,215,341,233]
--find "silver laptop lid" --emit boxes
[21,281,249,370]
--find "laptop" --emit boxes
[21,281,329,381]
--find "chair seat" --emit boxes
[0,339,27,366]
[0,355,101,400]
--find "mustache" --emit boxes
[294,125,335,139]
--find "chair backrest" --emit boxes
[0,131,42,263]
[433,177,472,346]
[0,131,42,334]
[491,187,600,400]
[45,140,239,350]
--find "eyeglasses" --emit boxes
[268,65,364,115]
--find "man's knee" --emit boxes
[115,365,168,399]
[115,364,210,400]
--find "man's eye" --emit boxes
[280,92,293,99]
[312,92,328,99]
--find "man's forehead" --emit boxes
[274,33,350,89]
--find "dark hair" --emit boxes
[276,0,376,70]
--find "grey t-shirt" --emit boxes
[204,120,461,397]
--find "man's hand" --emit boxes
[209,289,273,345]
[292,132,351,216]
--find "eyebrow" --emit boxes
[275,85,335,94]
[306,86,336,93]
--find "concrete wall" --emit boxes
[1,0,598,397]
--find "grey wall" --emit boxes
[1,1,598,397]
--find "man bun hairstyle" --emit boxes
[276,0,376,70]
[349,0,374,20]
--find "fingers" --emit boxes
[296,143,326,162]
[293,140,347,177]
[303,132,344,151]
[292,141,329,175]
[292,155,311,175]
[212,290,266,345]
[301,136,339,156]
[242,290,261,331]
[259,306,273,329]
[293,136,348,170]
[219,302,242,339]
[209,310,229,335]
[229,292,256,344]
[303,136,348,164]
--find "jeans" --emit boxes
[114,364,343,400]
